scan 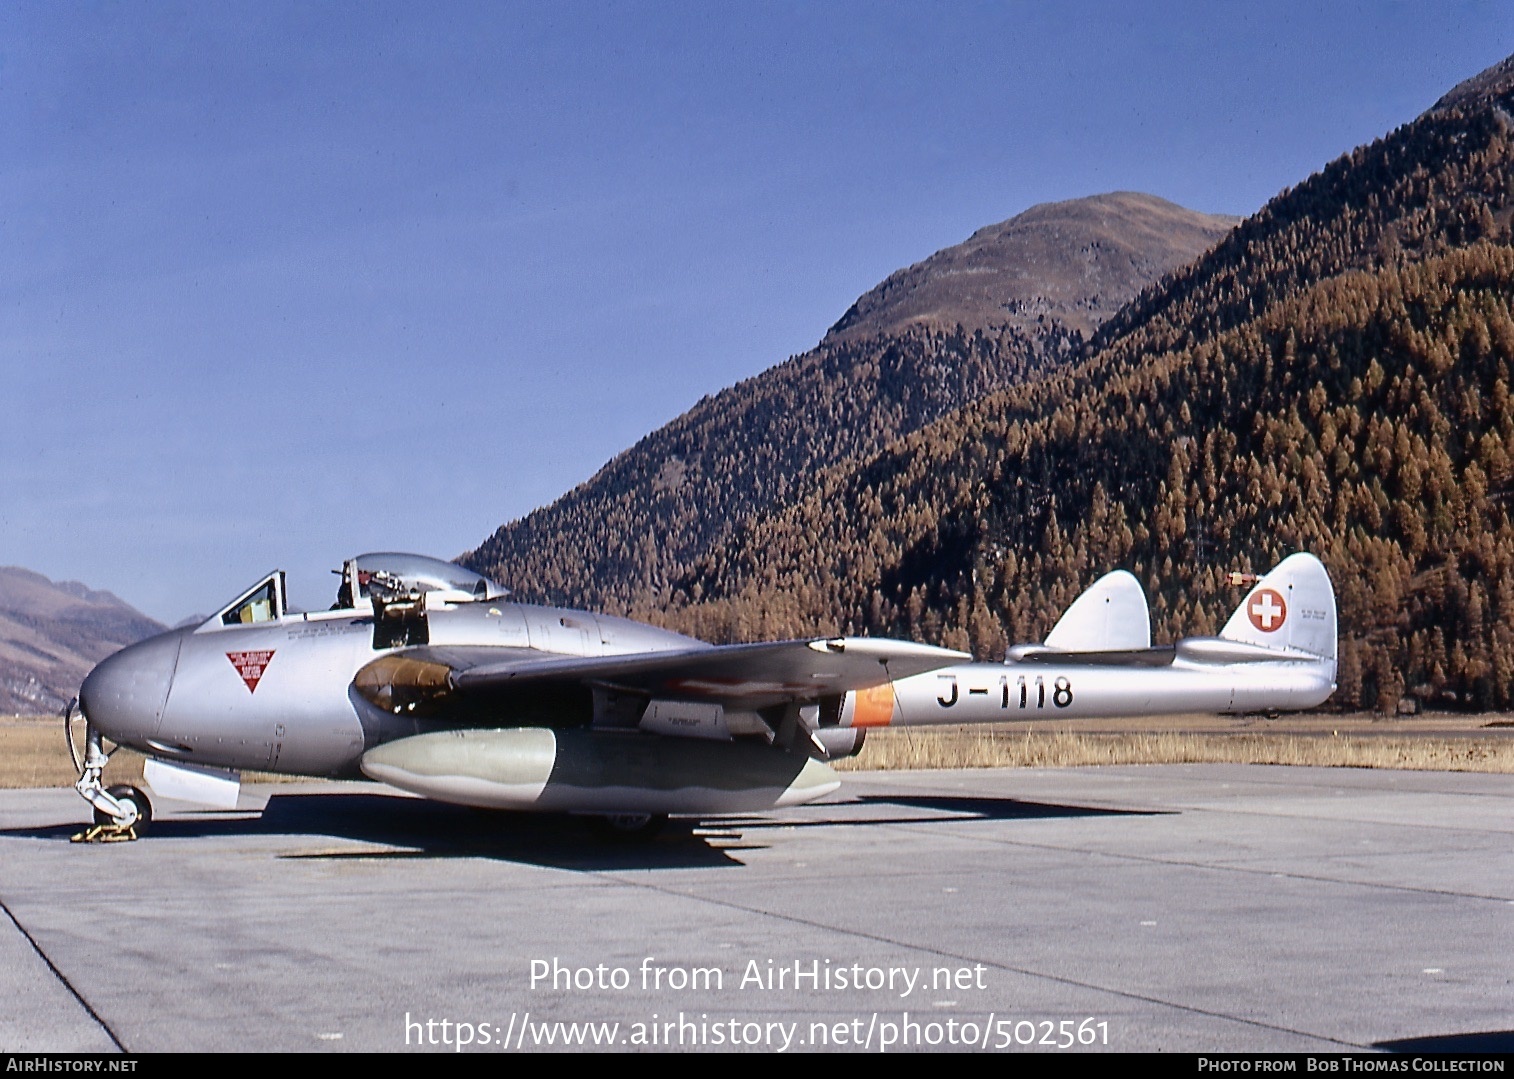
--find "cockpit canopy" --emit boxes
[206,554,508,630]
[335,553,509,609]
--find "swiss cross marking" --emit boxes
[1247,589,1287,633]
[227,650,276,693]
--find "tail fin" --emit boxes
[1219,553,1337,662]
[1044,570,1151,651]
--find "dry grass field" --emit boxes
[4,711,1514,790]
[832,721,1514,773]
[0,715,296,789]
[2,714,146,789]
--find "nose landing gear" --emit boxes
[66,699,152,842]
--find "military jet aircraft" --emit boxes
[69,551,1335,840]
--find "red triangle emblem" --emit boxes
[226,650,276,693]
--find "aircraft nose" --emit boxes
[79,631,182,745]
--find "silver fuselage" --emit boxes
[844,656,1337,729]
[80,598,700,778]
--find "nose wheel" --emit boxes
[66,699,151,842]
[93,784,152,830]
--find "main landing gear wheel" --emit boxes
[590,812,668,841]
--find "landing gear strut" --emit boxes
[66,699,151,842]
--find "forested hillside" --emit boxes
[463,195,1233,612]
[656,55,1514,714]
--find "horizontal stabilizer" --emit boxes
[1009,645,1175,667]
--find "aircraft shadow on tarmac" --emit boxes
[12,789,1165,872]
[715,793,1169,831]
[1375,1031,1514,1052]
[851,793,1167,819]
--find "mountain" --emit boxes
[1430,52,1514,113]
[0,567,164,714]
[825,192,1240,343]
[463,193,1234,612]
[659,53,1514,713]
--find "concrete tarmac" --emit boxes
[1,764,1511,1054]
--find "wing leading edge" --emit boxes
[354,636,971,716]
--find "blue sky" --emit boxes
[3,2,1511,622]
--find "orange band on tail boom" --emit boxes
[852,683,896,727]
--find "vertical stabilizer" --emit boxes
[1044,570,1152,651]
[1219,553,1337,663]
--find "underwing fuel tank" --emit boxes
[360,728,840,814]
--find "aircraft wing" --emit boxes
[355,637,970,714]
